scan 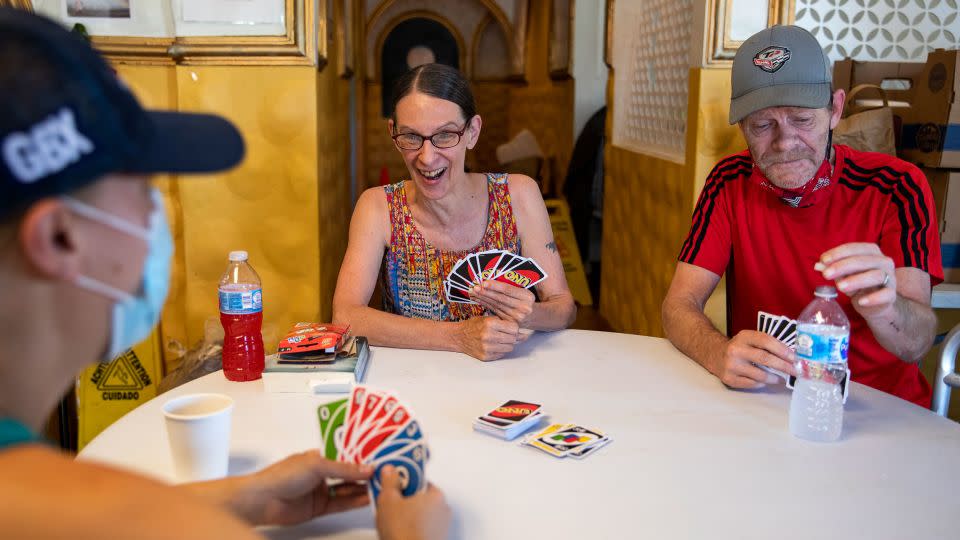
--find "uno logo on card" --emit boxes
[494,405,536,417]
[500,270,532,288]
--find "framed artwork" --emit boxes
[27,0,327,67]
[706,0,795,64]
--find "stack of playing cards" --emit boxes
[755,310,851,403]
[446,249,547,304]
[472,399,544,440]
[755,311,797,385]
[758,311,797,349]
[522,423,612,460]
[317,385,428,502]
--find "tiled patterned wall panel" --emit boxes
[610,0,694,163]
[795,0,960,62]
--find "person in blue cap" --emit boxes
[0,8,449,539]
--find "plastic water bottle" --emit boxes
[219,251,264,381]
[789,285,849,442]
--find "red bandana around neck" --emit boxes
[751,156,835,208]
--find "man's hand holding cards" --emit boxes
[317,385,430,504]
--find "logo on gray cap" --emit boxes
[753,46,791,73]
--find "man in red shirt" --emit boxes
[662,25,942,408]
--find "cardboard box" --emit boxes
[833,58,923,149]
[834,50,960,168]
[929,168,960,282]
[900,50,960,168]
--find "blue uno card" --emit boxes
[369,442,427,501]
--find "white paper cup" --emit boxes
[162,393,234,482]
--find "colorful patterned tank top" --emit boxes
[380,173,521,321]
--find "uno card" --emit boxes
[451,258,475,287]
[475,250,505,281]
[366,418,424,463]
[352,400,413,463]
[534,425,606,456]
[568,436,612,460]
[467,253,483,284]
[317,398,348,461]
[524,423,572,457]
[446,281,476,304]
[482,400,541,425]
[494,257,547,289]
[492,253,524,280]
[447,270,475,291]
[340,386,369,459]
[369,442,427,500]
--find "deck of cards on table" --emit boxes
[522,424,612,460]
[316,385,428,502]
[445,249,547,304]
[472,400,545,440]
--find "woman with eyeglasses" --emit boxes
[333,63,576,361]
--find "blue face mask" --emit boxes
[63,189,173,361]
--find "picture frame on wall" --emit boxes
[706,0,795,64]
[27,0,328,68]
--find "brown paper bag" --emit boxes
[834,84,897,156]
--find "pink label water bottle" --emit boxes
[219,250,264,381]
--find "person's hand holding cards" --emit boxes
[471,279,537,327]
[445,249,547,309]
[712,329,796,389]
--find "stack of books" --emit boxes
[263,323,369,393]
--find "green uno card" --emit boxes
[317,398,348,460]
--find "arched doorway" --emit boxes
[380,17,460,118]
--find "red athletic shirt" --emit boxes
[679,145,943,407]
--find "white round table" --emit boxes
[79,330,960,539]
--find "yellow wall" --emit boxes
[114,64,350,367]
[600,67,744,336]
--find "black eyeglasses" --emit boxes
[391,124,468,151]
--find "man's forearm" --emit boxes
[662,298,729,376]
[865,296,937,363]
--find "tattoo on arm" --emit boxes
[889,320,901,332]
[545,241,557,253]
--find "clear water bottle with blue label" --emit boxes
[219,250,264,381]
[789,285,849,442]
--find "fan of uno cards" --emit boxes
[317,385,429,502]
[445,249,547,304]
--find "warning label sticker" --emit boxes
[89,350,153,400]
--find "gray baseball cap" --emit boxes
[729,25,832,124]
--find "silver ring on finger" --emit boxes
[881,271,890,288]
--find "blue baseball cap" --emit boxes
[0,8,245,218]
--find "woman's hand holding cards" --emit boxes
[713,330,797,389]
[455,316,529,361]
[471,280,536,327]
